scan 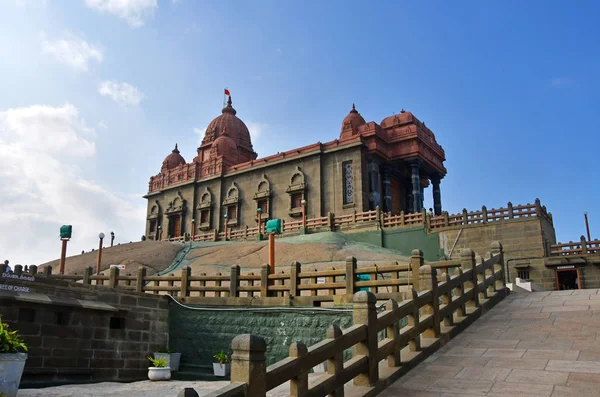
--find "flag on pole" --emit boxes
[224,88,230,96]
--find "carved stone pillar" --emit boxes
[382,167,392,213]
[410,162,422,213]
[432,175,443,216]
[367,161,381,210]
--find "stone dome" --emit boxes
[340,104,366,139]
[201,96,256,163]
[380,109,417,129]
[211,128,239,162]
[162,144,186,171]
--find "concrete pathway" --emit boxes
[381,289,600,397]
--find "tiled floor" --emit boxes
[380,289,600,397]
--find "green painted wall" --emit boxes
[346,227,442,261]
[169,304,353,372]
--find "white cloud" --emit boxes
[85,0,158,28]
[98,80,144,107]
[193,127,206,144]
[0,103,145,265]
[245,121,267,142]
[41,33,103,71]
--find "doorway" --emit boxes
[556,269,580,290]
[169,215,181,238]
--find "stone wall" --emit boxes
[437,217,547,261]
[0,275,168,386]
[168,303,353,373]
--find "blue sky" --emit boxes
[1,0,599,264]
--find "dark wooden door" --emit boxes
[173,216,181,237]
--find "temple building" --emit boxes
[144,96,447,240]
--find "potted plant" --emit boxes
[0,316,28,397]
[154,348,181,372]
[147,356,171,381]
[213,351,231,377]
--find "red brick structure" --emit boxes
[145,97,446,240]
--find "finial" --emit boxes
[227,96,232,106]
[350,103,358,114]
[173,143,179,153]
[401,108,406,113]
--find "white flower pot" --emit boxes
[213,363,231,377]
[0,353,28,397]
[148,367,171,381]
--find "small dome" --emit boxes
[162,144,186,171]
[211,129,239,161]
[340,104,366,139]
[380,109,417,129]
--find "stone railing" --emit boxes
[197,242,507,397]
[171,199,551,243]
[26,253,468,307]
[550,236,600,256]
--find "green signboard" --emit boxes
[60,225,72,239]
[266,219,282,234]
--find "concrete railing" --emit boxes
[199,242,507,397]
[162,199,551,243]
[550,236,600,256]
[27,255,464,307]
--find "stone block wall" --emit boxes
[0,277,168,386]
[168,303,353,373]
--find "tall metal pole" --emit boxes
[59,239,68,274]
[269,233,275,274]
[110,232,115,247]
[257,208,262,240]
[96,234,104,275]
[584,212,591,241]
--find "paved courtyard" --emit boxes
[19,290,600,397]
[381,289,600,397]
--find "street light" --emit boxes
[58,225,72,274]
[301,199,307,229]
[257,207,263,240]
[157,225,162,241]
[110,231,115,247]
[224,213,229,241]
[191,218,196,241]
[96,232,105,275]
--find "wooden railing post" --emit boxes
[231,334,267,397]
[180,266,191,297]
[443,211,449,227]
[441,272,454,326]
[199,273,206,297]
[289,342,308,397]
[327,325,344,396]
[400,211,405,226]
[216,273,224,297]
[109,266,119,288]
[422,208,428,228]
[352,291,378,386]
[454,268,465,318]
[507,202,514,219]
[289,262,301,297]
[385,299,400,367]
[406,289,421,354]
[328,212,335,231]
[410,249,424,291]
[83,266,92,285]
[418,265,440,338]
[462,208,469,225]
[375,206,381,228]
[345,257,357,296]
[352,208,357,224]
[230,265,240,297]
[460,248,479,310]
[482,205,488,223]
[490,241,506,293]
[136,266,146,293]
[260,264,270,297]
[581,236,588,255]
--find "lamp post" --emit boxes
[110,231,115,247]
[191,218,196,242]
[257,207,263,241]
[58,225,72,275]
[96,232,105,275]
[224,214,229,241]
[157,225,162,241]
[584,212,591,241]
[301,199,307,228]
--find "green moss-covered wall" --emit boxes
[345,227,441,261]
[169,304,353,372]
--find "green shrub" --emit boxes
[0,315,27,353]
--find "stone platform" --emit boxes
[382,289,600,397]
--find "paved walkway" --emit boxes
[381,289,600,397]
